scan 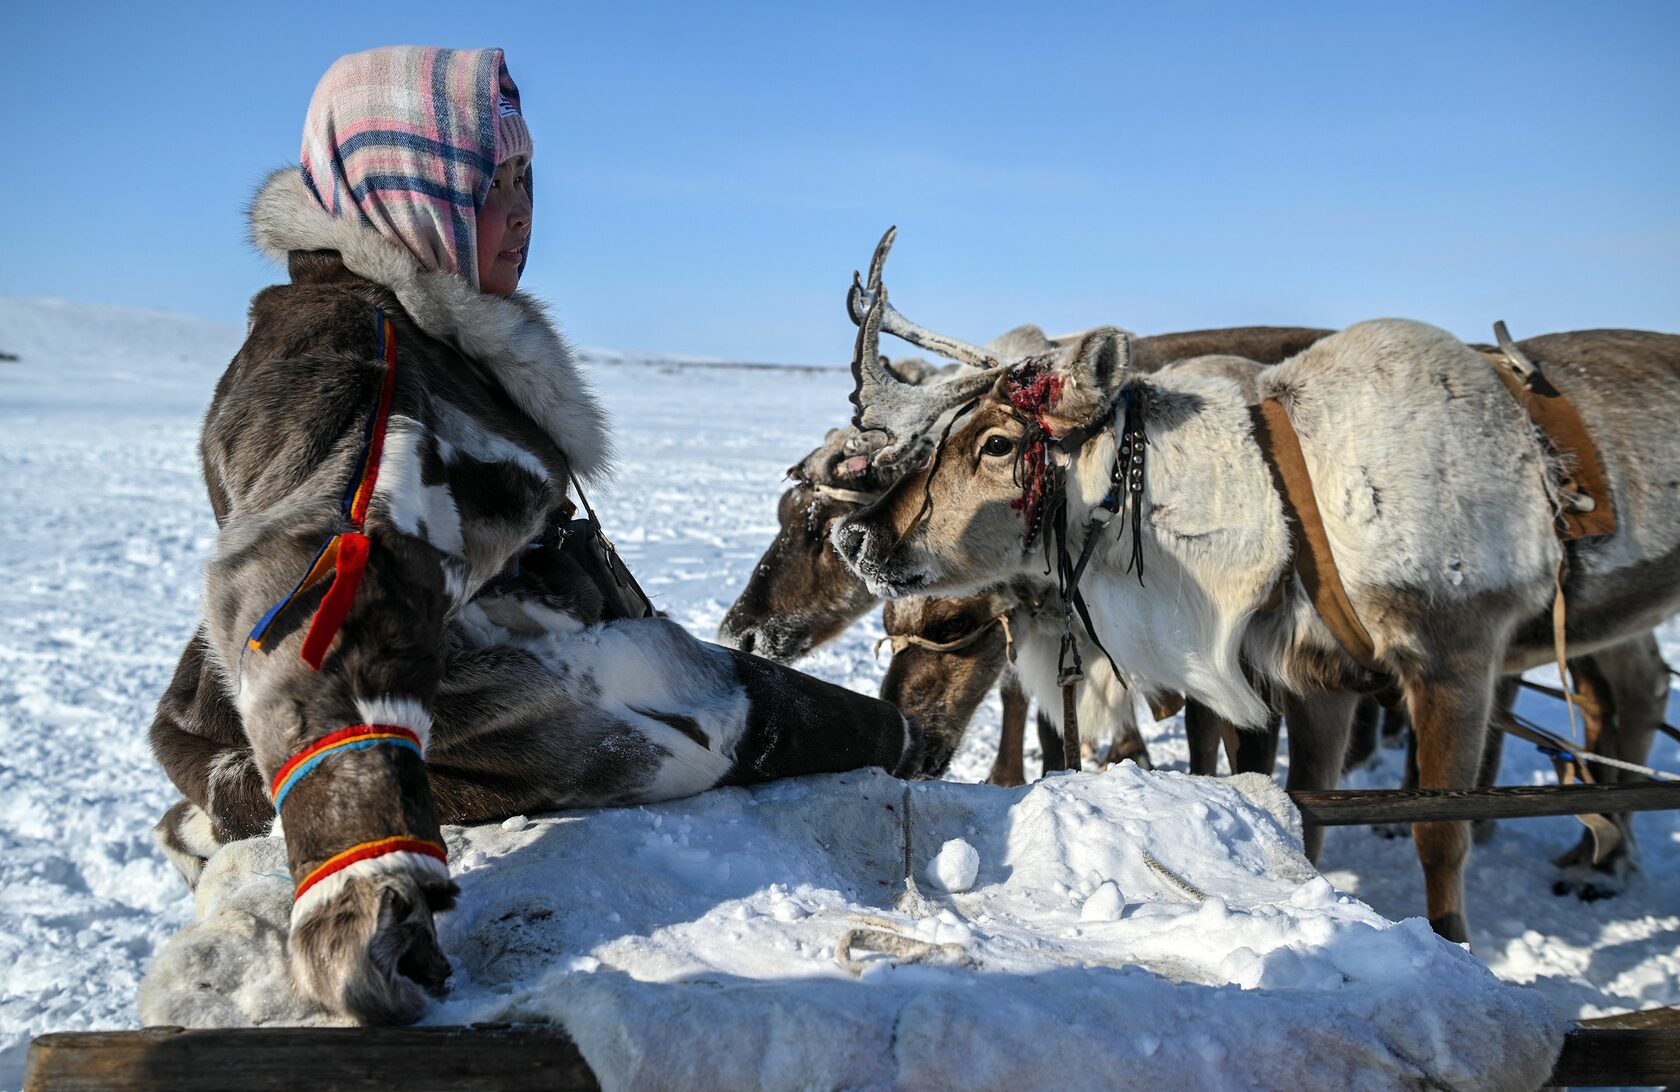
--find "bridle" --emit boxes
[874,612,1015,662]
[1010,379,1151,768]
[809,482,881,507]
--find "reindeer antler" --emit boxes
[845,228,1011,466]
[847,228,1002,370]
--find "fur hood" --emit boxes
[247,167,613,481]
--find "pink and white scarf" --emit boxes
[300,46,533,287]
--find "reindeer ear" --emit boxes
[1047,327,1132,428]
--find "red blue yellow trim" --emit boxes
[247,310,399,669]
[269,724,424,811]
[293,836,448,903]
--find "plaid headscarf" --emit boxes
[300,46,533,288]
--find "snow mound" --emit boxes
[140,767,1561,1090]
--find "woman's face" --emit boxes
[476,157,532,296]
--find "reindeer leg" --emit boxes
[1036,710,1066,775]
[1553,635,1665,897]
[1224,712,1281,777]
[1472,680,1513,845]
[987,676,1029,788]
[1185,700,1224,776]
[1282,692,1358,863]
[1342,698,1380,773]
[1102,724,1153,771]
[1406,669,1494,945]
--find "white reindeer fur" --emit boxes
[247,168,612,482]
[1008,603,1141,743]
[1065,320,1560,726]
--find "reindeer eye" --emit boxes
[929,619,972,643]
[981,435,1014,458]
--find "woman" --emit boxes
[149,46,919,1024]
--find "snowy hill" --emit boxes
[0,296,1676,1089]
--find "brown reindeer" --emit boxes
[878,582,1158,783]
[830,229,1680,942]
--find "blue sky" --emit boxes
[4,2,1677,363]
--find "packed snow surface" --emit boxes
[141,769,1561,1090]
[1,296,1677,1089]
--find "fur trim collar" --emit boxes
[248,168,613,481]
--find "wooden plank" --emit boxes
[25,1019,1680,1089]
[1548,1024,1680,1087]
[23,1025,599,1092]
[1289,781,1680,826]
[1576,1005,1680,1032]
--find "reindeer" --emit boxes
[719,327,1330,662]
[831,229,1680,942]
[718,322,1332,783]
[878,582,1155,784]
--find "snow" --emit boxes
[138,769,1562,1090]
[1,295,1676,1089]
[926,837,981,892]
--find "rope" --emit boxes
[1504,712,1680,783]
[1140,848,1208,903]
[873,615,1007,660]
[809,483,881,506]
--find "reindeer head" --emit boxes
[877,586,1020,776]
[717,427,892,661]
[830,229,1133,599]
[719,313,1058,661]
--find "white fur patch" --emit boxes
[177,804,222,859]
[1009,604,1139,743]
[433,400,551,482]
[247,168,613,481]
[157,804,221,891]
[524,620,748,797]
[205,751,253,817]
[373,420,465,555]
[354,696,435,751]
[289,850,452,929]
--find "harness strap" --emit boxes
[1249,400,1393,686]
[1482,323,1617,540]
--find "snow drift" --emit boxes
[141,766,1562,1090]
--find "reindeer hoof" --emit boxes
[289,870,458,1024]
[1551,877,1621,902]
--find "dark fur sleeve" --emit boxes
[194,303,452,899]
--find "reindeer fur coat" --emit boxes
[150,169,917,1022]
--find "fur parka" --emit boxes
[149,168,918,1023]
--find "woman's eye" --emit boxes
[981,435,1014,457]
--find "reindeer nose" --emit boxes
[735,630,756,655]
[833,519,868,563]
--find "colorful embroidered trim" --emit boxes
[293,836,449,903]
[270,724,424,811]
[247,309,399,669]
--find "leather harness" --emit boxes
[1250,323,1617,704]
[1249,323,1627,855]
